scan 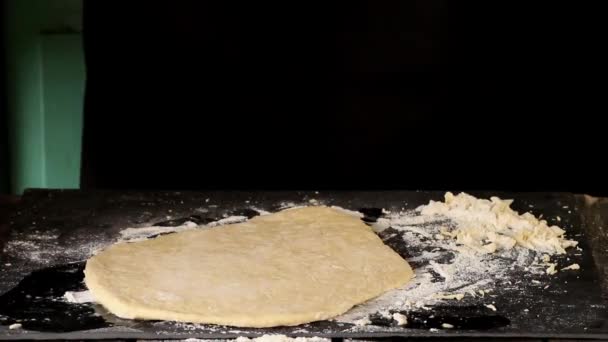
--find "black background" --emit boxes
[0,2,8,194]
[80,1,608,194]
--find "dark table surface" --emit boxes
[0,195,19,258]
[1,189,608,341]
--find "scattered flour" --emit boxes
[119,222,198,242]
[236,335,328,342]
[145,332,321,342]
[119,215,251,242]
[252,208,272,216]
[4,229,104,265]
[329,206,364,218]
[335,192,579,326]
[208,216,249,227]
[353,316,371,326]
[277,202,300,210]
[63,290,95,303]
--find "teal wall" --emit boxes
[4,0,84,194]
[41,35,85,189]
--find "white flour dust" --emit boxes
[118,209,271,242]
[165,335,328,342]
[4,229,104,266]
[335,192,580,328]
[236,335,329,342]
[64,290,95,303]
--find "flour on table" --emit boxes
[353,316,371,326]
[329,206,364,218]
[171,334,324,342]
[252,208,272,216]
[118,215,251,242]
[119,221,199,242]
[207,216,249,227]
[335,192,579,327]
[235,335,329,342]
[4,229,105,265]
[64,290,95,303]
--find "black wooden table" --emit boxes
[1,189,608,341]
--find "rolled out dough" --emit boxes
[84,206,414,327]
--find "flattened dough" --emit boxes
[84,206,414,327]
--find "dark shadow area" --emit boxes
[81,1,607,195]
[0,1,9,194]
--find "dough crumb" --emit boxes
[64,290,95,303]
[485,304,497,311]
[546,263,558,275]
[562,263,580,271]
[236,335,329,342]
[378,310,392,319]
[392,313,408,326]
[442,323,454,329]
[353,317,371,326]
[433,293,465,301]
[419,192,578,254]
[8,323,22,330]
